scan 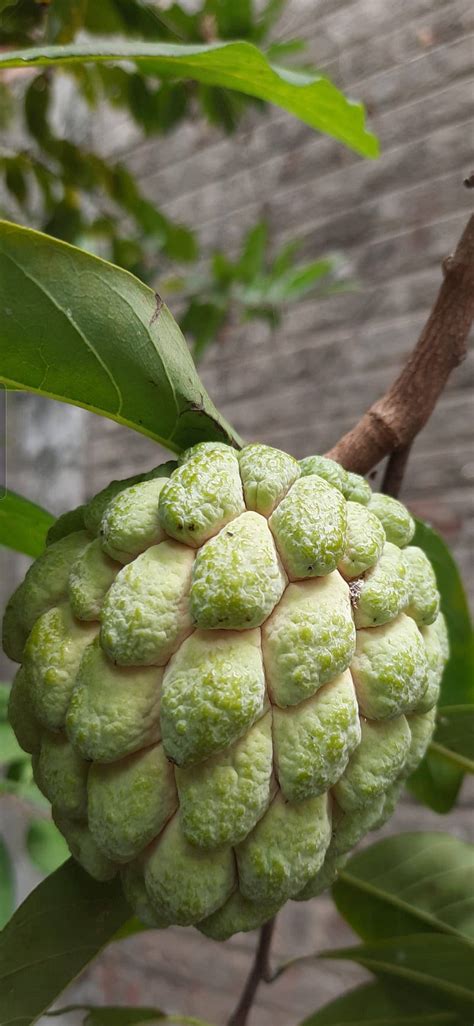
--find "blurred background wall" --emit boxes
[1,1,473,1023]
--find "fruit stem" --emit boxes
[381,442,413,497]
[227,917,277,1026]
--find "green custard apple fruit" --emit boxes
[3,443,448,939]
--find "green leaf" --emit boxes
[265,40,307,63]
[265,257,334,302]
[413,520,474,707]
[408,520,474,812]
[298,981,457,1026]
[323,935,474,1019]
[255,0,286,39]
[0,489,54,556]
[212,0,253,38]
[198,84,250,135]
[26,819,69,875]
[431,706,474,773]
[24,74,52,145]
[237,222,268,282]
[333,832,474,944]
[271,239,301,276]
[4,160,28,206]
[0,81,14,130]
[0,858,133,1026]
[408,751,464,817]
[0,0,42,46]
[0,720,23,763]
[0,840,14,930]
[0,221,241,453]
[0,42,379,158]
[85,0,174,40]
[0,684,9,720]
[181,299,227,363]
[210,252,234,287]
[45,0,87,44]
[0,767,49,810]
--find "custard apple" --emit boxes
[3,443,448,939]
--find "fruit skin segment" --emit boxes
[269,475,347,579]
[262,572,356,708]
[190,511,287,630]
[272,670,361,802]
[2,444,447,939]
[100,540,194,666]
[160,628,267,767]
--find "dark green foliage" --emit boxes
[0,0,303,282]
[0,860,132,1026]
[0,0,371,355]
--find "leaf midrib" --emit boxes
[329,953,474,1005]
[0,244,124,415]
[337,868,474,943]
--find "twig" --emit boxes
[380,441,413,497]
[227,918,276,1026]
[327,214,474,474]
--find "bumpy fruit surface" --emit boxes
[3,444,448,939]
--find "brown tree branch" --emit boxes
[227,918,276,1026]
[327,214,474,475]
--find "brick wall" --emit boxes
[87,0,474,589]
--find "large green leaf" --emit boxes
[332,832,474,943]
[0,42,378,158]
[0,489,53,557]
[0,221,241,454]
[408,520,474,812]
[0,858,132,1026]
[299,981,456,1026]
[323,935,474,1019]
